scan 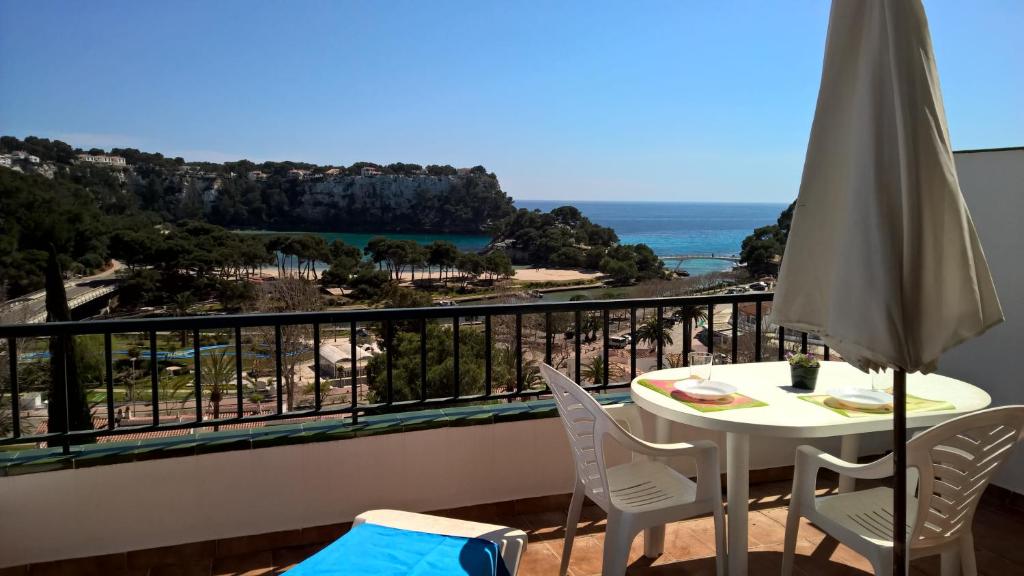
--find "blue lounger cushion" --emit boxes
[285,522,511,576]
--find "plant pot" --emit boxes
[790,364,820,391]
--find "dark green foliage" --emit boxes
[488,206,620,266]
[365,323,538,403]
[348,263,393,301]
[0,169,111,296]
[740,201,795,277]
[599,244,664,284]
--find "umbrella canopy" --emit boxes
[773,0,1003,374]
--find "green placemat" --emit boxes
[800,393,954,418]
[636,378,767,412]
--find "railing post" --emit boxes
[274,324,283,414]
[384,319,393,405]
[656,307,664,370]
[574,310,582,382]
[731,302,739,364]
[602,309,610,388]
[452,316,460,399]
[629,308,637,380]
[193,329,202,424]
[515,314,523,394]
[682,309,691,367]
[150,331,159,426]
[7,337,19,438]
[234,326,243,419]
[544,312,552,366]
[421,319,429,402]
[707,304,715,359]
[350,321,358,423]
[104,333,114,430]
[754,302,763,362]
[313,323,321,411]
[484,315,492,396]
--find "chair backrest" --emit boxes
[540,363,618,510]
[907,405,1024,550]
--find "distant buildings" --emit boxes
[3,150,40,164]
[247,170,268,181]
[76,153,126,166]
[287,168,311,180]
[360,166,382,177]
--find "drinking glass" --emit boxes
[689,352,713,381]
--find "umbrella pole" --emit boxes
[893,368,908,575]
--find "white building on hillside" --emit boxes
[77,153,127,166]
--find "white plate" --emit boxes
[828,387,893,410]
[674,380,737,401]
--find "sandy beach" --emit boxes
[257,266,602,284]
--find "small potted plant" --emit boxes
[787,352,821,390]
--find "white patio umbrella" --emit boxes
[772,1,1003,573]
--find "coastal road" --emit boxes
[0,261,122,324]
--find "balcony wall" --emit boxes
[941,147,1024,493]
[0,402,867,568]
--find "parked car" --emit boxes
[609,335,631,348]
[748,282,768,291]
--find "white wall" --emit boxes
[0,410,852,568]
[940,148,1024,492]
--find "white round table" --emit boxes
[629,361,990,576]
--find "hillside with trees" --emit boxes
[739,201,795,276]
[1,135,667,306]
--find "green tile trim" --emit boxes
[0,393,637,476]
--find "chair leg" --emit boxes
[960,531,977,576]
[781,499,801,576]
[870,548,894,576]
[713,500,727,576]
[941,546,962,576]
[601,515,635,576]
[560,483,585,576]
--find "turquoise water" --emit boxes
[249,201,787,276]
[516,200,787,275]
[247,230,491,252]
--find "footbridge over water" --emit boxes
[661,253,741,263]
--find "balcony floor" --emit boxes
[7,478,1024,576]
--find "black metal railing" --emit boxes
[0,292,830,451]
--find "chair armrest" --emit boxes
[609,426,717,460]
[603,403,644,439]
[794,445,894,480]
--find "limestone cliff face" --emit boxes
[283,173,514,233]
[122,164,514,234]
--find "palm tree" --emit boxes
[636,317,673,352]
[172,292,195,346]
[200,348,234,428]
[581,355,607,385]
[674,305,709,333]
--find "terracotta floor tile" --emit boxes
[543,533,607,576]
[13,483,1023,576]
[516,542,563,576]
[211,551,275,576]
[665,520,718,560]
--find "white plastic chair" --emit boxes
[540,364,726,576]
[782,406,1024,576]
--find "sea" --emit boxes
[258,201,787,277]
[517,200,787,276]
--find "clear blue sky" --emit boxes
[1,1,1020,202]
